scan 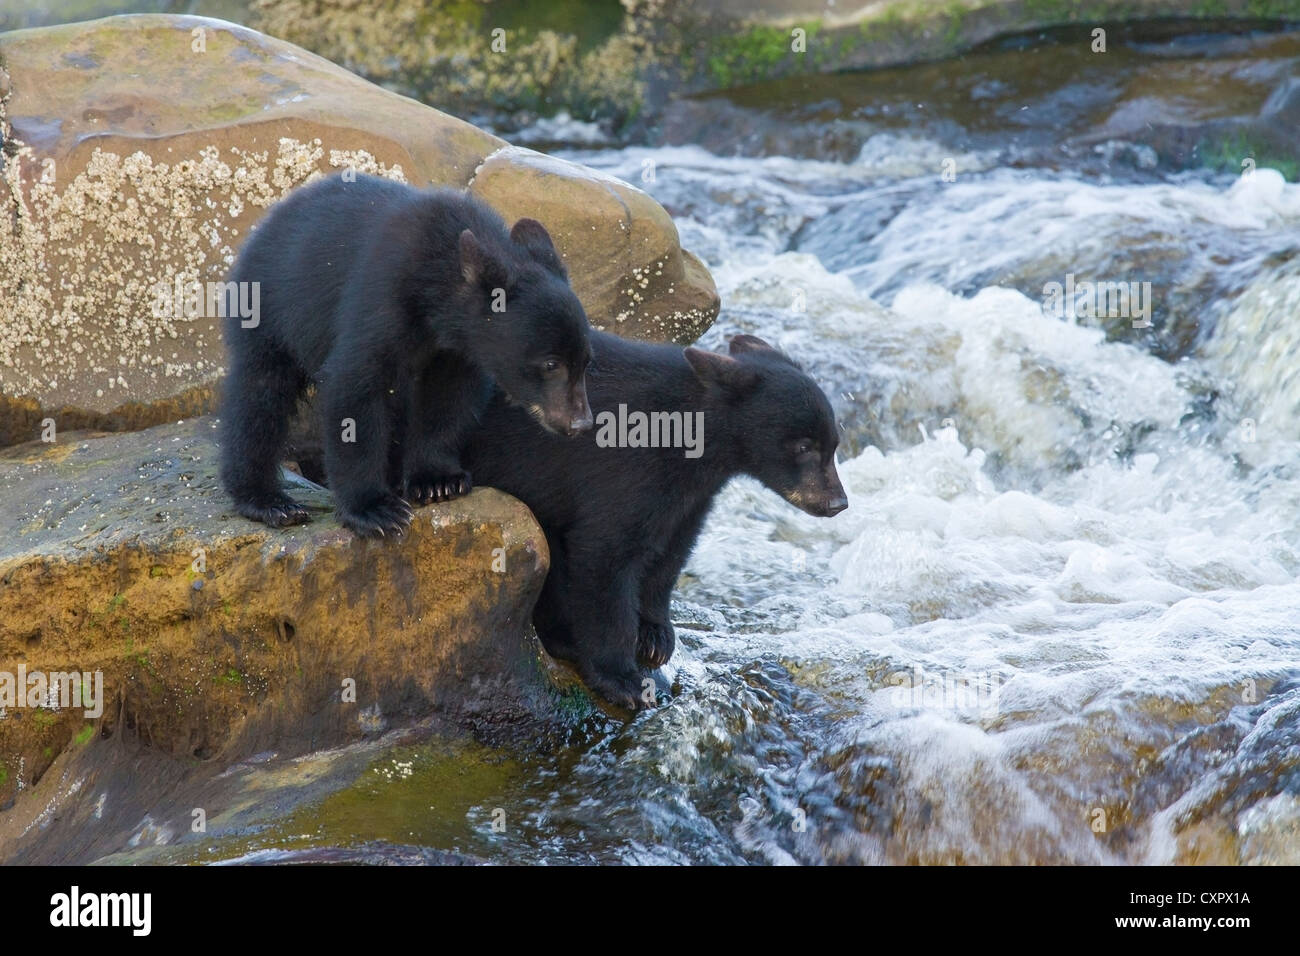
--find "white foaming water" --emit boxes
[842,166,1300,300]
[567,141,1300,864]
[133,138,1298,867]
[1203,257,1300,447]
[510,111,616,147]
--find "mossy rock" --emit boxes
[0,418,557,826]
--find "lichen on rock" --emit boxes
[0,14,719,448]
[0,135,405,408]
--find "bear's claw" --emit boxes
[337,494,413,537]
[237,495,312,528]
[636,617,675,669]
[405,471,473,505]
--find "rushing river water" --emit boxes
[111,25,1300,865]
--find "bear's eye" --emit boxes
[794,439,816,457]
[542,358,561,374]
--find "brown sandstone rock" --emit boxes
[0,418,558,815]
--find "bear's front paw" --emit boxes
[236,494,311,528]
[337,493,413,538]
[404,470,473,505]
[636,617,675,668]
[581,664,656,714]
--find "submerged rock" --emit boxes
[0,14,718,448]
[0,418,565,843]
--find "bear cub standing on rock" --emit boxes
[463,331,848,710]
[219,173,593,537]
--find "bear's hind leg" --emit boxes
[219,341,311,527]
[566,555,651,711]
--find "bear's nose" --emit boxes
[825,496,848,516]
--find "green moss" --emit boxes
[134,652,159,681]
[549,680,594,721]
[1243,0,1300,15]
[0,768,7,786]
[32,710,56,729]
[108,593,125,610]
[943,2,967,47]
[216,666,244,686]
[1201,131,1297,181]
[706,21,823,89]
[74,725,94,745]
[489,0,623,55]
[1022,0,1085,21]
[153,739,525,861]
[850,4,920,52]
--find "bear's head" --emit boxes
[458,219,593,437]
[685,334,848,518]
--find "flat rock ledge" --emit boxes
[0,418,587,859]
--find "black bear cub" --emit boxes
[219,173,592,536]
[463,330,848,710]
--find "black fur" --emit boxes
[463,330,848,710]
[218,173,592,536]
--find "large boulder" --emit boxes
[0,418,565,821]
[0,14,719,448]
[470,146,719,343]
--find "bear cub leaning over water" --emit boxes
[463,331,848,710]
[219,173,593,537]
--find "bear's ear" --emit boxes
[728,334,777,356]
[459,229,509,290]
[684,347,760,394]
[729,333,798,367]
[510,218,566,278]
